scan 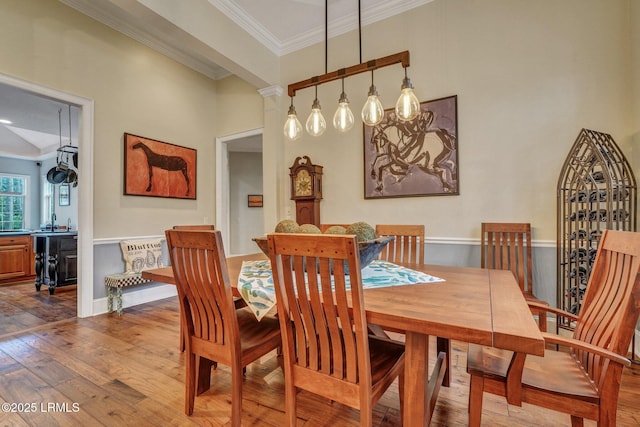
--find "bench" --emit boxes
[105,272,152,315]
[105,238,164,315]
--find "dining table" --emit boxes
[143,253,545,427]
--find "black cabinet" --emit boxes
[34,232,78,294]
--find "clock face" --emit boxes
[295,169,313,197]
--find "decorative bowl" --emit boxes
[252,235,394,270]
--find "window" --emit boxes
[42,181,54,227]
[0,174,29,231]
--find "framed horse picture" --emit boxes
[124,133,197,199]
[363,95,458,199]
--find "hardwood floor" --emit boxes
[0,296,638,426]
[0,281,76,338]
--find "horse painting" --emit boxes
[124,133,196,199]
[132,141,190,196]
[364,96,458,198]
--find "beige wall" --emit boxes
[278,0,634,241]
[632,1,640,181]
[0,0,219,238]
[216,75,264,138]
[7,0,631,243]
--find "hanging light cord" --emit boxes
[358,0,362,64]
[325,0,328,74]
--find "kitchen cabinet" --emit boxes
[0,234,34,282]
[33,232,78,294]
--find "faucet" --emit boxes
[51,213,56,231]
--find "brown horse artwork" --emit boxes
[124,133,196,199]
[364,95,458,198]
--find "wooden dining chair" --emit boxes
[171,224,244,352]
[165,229,281,425]
[376,224,425,264]
[481,222,548,331]
[467,229,640,427]
[267,232,405,427]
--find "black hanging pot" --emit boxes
[46,166,68,184]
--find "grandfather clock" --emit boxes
[289,156,323,227]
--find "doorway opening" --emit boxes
[0,72,94,318]
[215,129,263,256]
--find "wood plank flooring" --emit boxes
[0,296,638,426]
[0,281,76,338]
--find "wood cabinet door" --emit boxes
[0,237,31,280]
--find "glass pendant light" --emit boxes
[395,67,420,121]
[283,97,302,140]
[332,79,354,132]
[305,86,326,137]
[361,71,384,126]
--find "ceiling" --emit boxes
[0,81,80,161]
[0,0,432,159]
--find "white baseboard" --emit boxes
[93,283,177,315]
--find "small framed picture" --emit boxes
[59,184,70,206]
[248,194,263,207]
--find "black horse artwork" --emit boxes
[132,141,190,196]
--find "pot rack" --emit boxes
[57,104,78,156]
[57,144,78,155]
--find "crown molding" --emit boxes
[209,0,434,56]
[60,0,231,80]
[207,0,283,56]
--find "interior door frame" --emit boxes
[0,72,94,318]
[215,128,263,255]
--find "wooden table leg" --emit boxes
[436,337,451,387]
[404,332,430,427]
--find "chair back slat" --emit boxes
[481,223,534,297]
[165,230,238,350]
[268,233,370,387]
[376,224,425,264]
[572,230,640,388]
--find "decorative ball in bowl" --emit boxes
[251,235,394,270]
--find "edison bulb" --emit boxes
[332,92,354,132]
[305,98,326,137]
[283,105,302,140]
[361,85,384,126]
[395,77,420,121]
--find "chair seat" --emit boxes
[467,344,599,402]
[236,307,281,354]
[368,335,405,395]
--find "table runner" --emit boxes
[237,259,444,320]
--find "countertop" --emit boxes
[0,230,77,237]
[31,230,78,237]
[0,230,34,236]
